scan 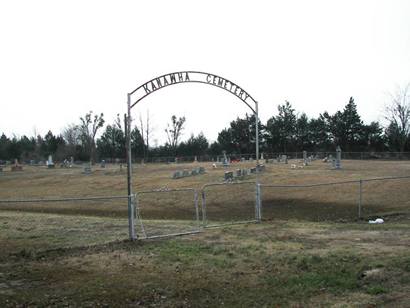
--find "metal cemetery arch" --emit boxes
[126,71,260,240]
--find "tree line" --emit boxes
[1,87,410,163]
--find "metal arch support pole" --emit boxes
[358,179,363,220]
[255,101,260,167]
[126,94,136,240]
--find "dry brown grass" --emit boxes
[0,159,409,221]
[0,216,409,307]
[1,160,410,306]
[1,159,409,196]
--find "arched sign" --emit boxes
[125,71,260,240]
[129,71,257,113]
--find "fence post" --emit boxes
[257,183,262,222]
[358,179,363,219]
[201,189,207,227]
[194,190,200,230]
[255,183,261,222]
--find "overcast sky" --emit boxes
[1,0,409,145]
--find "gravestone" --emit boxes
[241,157,245,162]
[257,164,266,172]
[335,146,342,169]
[194,156,198,163]
[182,169,190,177]
[260,153,264,160]
[47,155,55,169]
[222,151,229,167]
[199,166,205,174]
[83,163,92,174]
[62,159,70,168]
[224,171,234,181]
[70,156,74,168]
[100,160,106,168]
[276,156,280,163]
[191,168,198,176]
[303,151,308,166]
[249,157,253,162]
[11,159,23,171]
[282,155,288,164]
[173,170,183,179]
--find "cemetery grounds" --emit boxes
[0,159,410,306]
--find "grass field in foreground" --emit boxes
[0,212,409,307]
[0,159,409,306]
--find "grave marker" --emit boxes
[11,159,23,171]
[83,163,92,174]
[47,155,55,168]
[335,146,342,169]
[224,171,234,181]
[173,170,183,179]
[257,164,266,172]
[303,151,308,166]
[222,151,229,167]
[191,168,198,176]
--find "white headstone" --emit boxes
[303,151,308,166]
[222,151,229,167]
[335,146,342,169]
[47,155,55,168]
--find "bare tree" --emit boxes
[62,123,80,157]
[385,84,410,152]
[138,109,154,160]
[165,115,186,154]
[79,111,105,163]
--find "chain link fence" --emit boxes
[260,176,410,222]
[0,195,130,257]
[134,152,410,163]
[201,182,258,227]
[1,175,409,254]
[360,176,410,219]
[135,188,200,239]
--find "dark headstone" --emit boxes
[224,171,234,181]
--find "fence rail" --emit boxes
[1,176,409,245]
[260,175,410,221]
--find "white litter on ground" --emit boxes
[368,218,384,224]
